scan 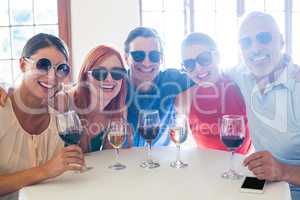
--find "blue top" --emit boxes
[126,68,194,147]
[226,57,300,199]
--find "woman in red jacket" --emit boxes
[176,32,252,155]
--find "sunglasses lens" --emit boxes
[36,58,52,71]
[239,37,252,49]
[111,68,126,80]
[256,32,272,44]
[197,52,213,66]
[92,68,108,81]
[130,51,145,62]
[56,64,70,78]
[149,51,161,63]
[182,59,196,72]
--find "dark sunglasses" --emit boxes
[130,50,161,63]
[88,67,126,81]
[24,57,70,78]
[239,32,273,50]
[182,51,214,72]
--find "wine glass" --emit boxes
[220,115,245,179]
[138,110,160,169]
[56,110,90,172]
[169,114,188,168]
[107,119,127,170]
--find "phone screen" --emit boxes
[241,177,266,190]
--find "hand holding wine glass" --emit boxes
[56,110,91,173]
[220,115,245,179]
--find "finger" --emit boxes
[63,151,83,159]
[247,159,264,171]
[254,173,266,180]
[244,153,264,166]
[66,164,83,171]
[252,166,265,175]
[64,157,84,166]
[65,145,83,154]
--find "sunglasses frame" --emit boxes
[181,50,216,72]
[129,50,162,63]
[239,32,273,50]
[24,57,70,78]
[88,67,127,81]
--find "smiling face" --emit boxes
[87,55,123,105]
[182,44,220,85]
[239,16,283,78]
[125,36,162,86]
[21,46,68,103]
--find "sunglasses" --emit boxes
[182,51,214,72]
[130,50,161,63]
[88,67,126,81]
[24,57,70,78]
[239,32,273,50]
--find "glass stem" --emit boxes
[229,151,234,172]
[147,142,152,162]
[176,144,181,162]
[115,148,120,164]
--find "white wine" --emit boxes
[108,132,126,148]
[170,127,188,145]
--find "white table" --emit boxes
[20,147,291,200]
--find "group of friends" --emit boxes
[0,11,300,200]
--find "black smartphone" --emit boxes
[240,176,266,194]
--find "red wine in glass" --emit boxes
[59,129,82,145]
[220,115,246,179]
[138,110,160,169]
[138,126,160,144]
[221,135,245,150]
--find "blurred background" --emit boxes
[0,0,299,85]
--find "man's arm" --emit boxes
[243,151,300,186]
[161,69,195,94]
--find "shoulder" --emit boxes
[0,98,14,139]
[160,68,187,80]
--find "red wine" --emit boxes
[138,126,160,143]
[221,135,244,149]
[59,130,82,145]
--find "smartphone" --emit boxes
[240,176,266,194]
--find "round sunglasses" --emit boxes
[239,32,273,50]
[24,57,70,78]
[130,50,161,63]
[88,67,127,81]
[182,51,214,72]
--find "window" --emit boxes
[140,0,185,68]
[0,0,71,86]
[140,0,298,69]
[293,0,300,64]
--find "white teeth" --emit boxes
[139,67,153,73]
[250,54,269,62]
[39,82,55,89]
[100,84,115,89]
[197,72,209,79]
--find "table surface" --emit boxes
[20,147,291,200]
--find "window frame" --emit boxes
[139,0,295,63]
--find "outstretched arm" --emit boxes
[0,145,84,197]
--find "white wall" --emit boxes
[71,0,140,78]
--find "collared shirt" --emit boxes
[126,69,194,147]
[226,56,300,200]
[227,58,300,166]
